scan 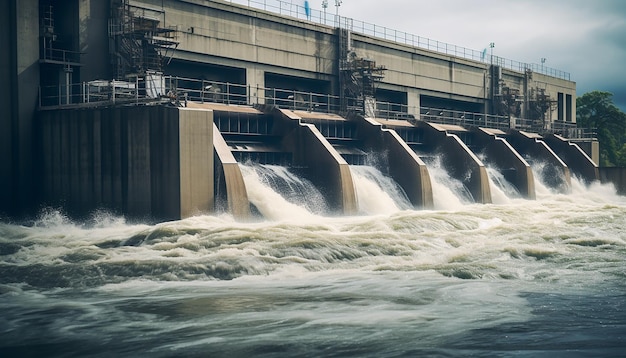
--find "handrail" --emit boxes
[227,0,570,80]
[41,47,83,64]
[38,75,592,139]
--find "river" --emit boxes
[1,174,625,357]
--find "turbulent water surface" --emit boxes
[1,177,626,357]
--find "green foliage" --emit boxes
[616,143,626,167]
[577,91,626,166]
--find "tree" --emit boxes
[616,143,626,167]
[577,91,626,166]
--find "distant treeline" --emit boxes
[577,91,626,167]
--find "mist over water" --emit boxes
[1,166,626,356]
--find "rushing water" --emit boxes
[1,172,626,356]
[486,166,521,205]
[350,165,413,215]
[426,157,475,210]
[240,164,329,219]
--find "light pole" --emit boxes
[335,0,342,17]
[489,42,495,65]
[541,58,546,73]
[322,0,328,23]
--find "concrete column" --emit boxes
[246,67,265,105]
[407,88,421,118]
[178,108,214,218]
[0,0,40,217]
[78,0,110,81]
[472,128,535,199]
[419,122,492,204]
[0,0,14,216]
[213,123,251,219]
[507,130,572,193]
[544,134,599,184]
[274,108,358,214]
[354,115,434,208]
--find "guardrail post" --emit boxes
[226,82,231,105]
[327,93,330,113]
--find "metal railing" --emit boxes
[549,121,597,140]
[376,102,512,132]
[39,79,145,108]
[38,75,594,139]
[41,47,82,64]
[38,75,343,113]
[227,0,570,80]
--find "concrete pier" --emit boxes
[354,115,434,209]
[213,122,251,220]
[472,127,536,199]
[418,122,492,204]
[506,130,572,192]
[543,134,599,183]
[274,108,358,215]
[38,105,214,221]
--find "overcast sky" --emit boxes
[330,0,626,112]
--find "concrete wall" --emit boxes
[0,0,40,218]
[38,105,214,221]
[130,0,574,116]
[0,0,15,217]
[354,34,488,106]
[600,167,626,195]
[160,0,337,87]
[79,0,111,81]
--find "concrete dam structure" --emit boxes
[2,0,602,220]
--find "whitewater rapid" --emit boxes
[1,173,625,356]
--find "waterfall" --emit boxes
[529,160,567,196]
[350,165,412,215]
[486,166,521,204]
[425,157,474,210]
[239,164,328,220]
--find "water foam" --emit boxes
[425,157,472,210]
[239,164,322,221]
[350,165,412,215]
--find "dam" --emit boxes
[1,0,604,220]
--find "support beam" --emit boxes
[351,114,434,208]
[507,130,571,193]
[273,108,358,214]
[543,134,599,184]
[419,122,492,204]
[472,127,535,199]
